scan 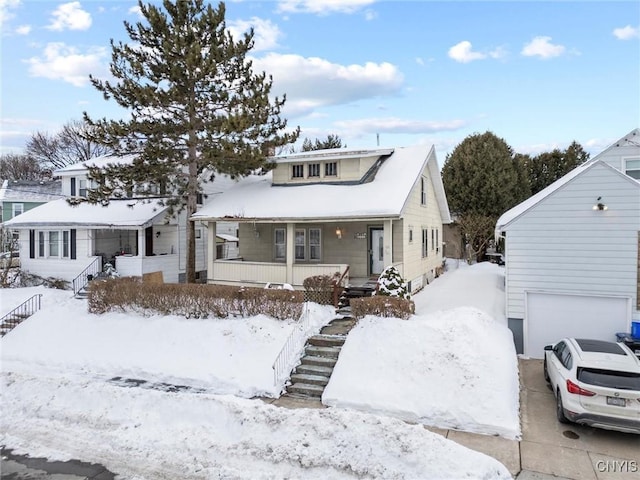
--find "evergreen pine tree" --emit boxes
[82,0,299,282]
[376,265,410,300]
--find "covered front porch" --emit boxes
[206,219,404,290]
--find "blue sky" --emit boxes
[1,0,638,164]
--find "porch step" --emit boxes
[287,382,325,398]
[308,334,345,347]
[295,364,334,376]
[290,373,330,387]
[300,355,337,368]
[305,345,341,358]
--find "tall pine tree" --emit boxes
[82,0,299,282]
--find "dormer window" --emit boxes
[325,162,337,177]
[308,163,320,178]
[625,158,640,179]
[292,164,304,178]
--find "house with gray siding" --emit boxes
[496,130,640,358]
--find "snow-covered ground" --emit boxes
[323,262,521,439]
[1,263,516,478]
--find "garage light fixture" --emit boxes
[592,197,608,211]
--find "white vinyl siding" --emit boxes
[502,163,640,321]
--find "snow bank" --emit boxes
[1,286,335,398]
[1,372,512,480]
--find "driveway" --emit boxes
[518,358,640,479]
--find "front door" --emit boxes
[370,227,384,275]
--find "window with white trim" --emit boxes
[274,228,285,260]
[309,228,321,261]
[292,164,304,178]
[295,229,306,260]
[431,228,435,250]
[435,229,439,253]
[308,163,320,178]
[12,203,23,218]
[78,179,88,198]
[422,228,428,257]
[325,162,338,177]
[38,230,70,258]
[421,177,427,205]
[625,158,640,180]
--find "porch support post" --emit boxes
[383,219,393,269]
[137,229,144,257]
[286,222,294,284]
[207,221,216,283]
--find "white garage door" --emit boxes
[525,292,630,358]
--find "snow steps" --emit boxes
[284,317,357,400]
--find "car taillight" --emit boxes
[566,379,596,396]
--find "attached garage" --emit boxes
[524,292,631,358]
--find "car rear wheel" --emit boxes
[556,390,569,424]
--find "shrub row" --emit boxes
[350,295,415,320]
[88,277,304,320]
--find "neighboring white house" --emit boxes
[192,145,452,291]
[495,130,640,358]
[2,155,240,284]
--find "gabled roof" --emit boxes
[586,128,640,163]
[2,198,168,229]
[0,180,62,203]
[191,144,452,223]
[496,160,640,234]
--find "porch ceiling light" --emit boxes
[592,196,608,211]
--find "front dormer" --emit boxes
[271,148,394,186]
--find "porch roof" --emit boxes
[192,144,451,222]
[2,198,168,229]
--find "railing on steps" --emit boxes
[332,265,350,307]
[72,257,102,296]
[272,304,312,388]
[0,293,42,336]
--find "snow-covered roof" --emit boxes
[2,198,168,229]
[272,147,394,164]
[496,160,640,234]
[0,180,62,203]
[54,155,138,175]
[192,144,451,222]
[217,233,239,242]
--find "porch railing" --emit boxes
[0,294,42,337]
[72,256,102,295]
[333,265,350,307]
[272,304,312,388]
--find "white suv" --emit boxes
[544,338,640,434]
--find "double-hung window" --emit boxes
[295,229,306,260]
[309,228,321,261]
[421,177,427,205]
[274,228,286,260]
[325,162,337,177]
[308,163,320,178]
[625,158,640,179]
[421,228,428,257]
[292,164,304,179]
[431,228,435,251]
[12,203,24,218]
[78,179,88,197]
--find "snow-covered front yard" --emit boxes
[1,262,517,479]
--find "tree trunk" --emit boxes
[186,130,198,283]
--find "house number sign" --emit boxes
[354,232,367,239]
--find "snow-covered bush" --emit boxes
[376,265,410,300]
[350,296,415,320]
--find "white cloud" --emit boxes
[128,5,143,19]
[15,23,30,34]
[448,41,486,63]
[47,2,92,31]
[415,57,424,66]
[521,36,565,59]
[25,42,108,87]
[364,9,377,20]
[251,53,403,117]
[0,0,20,26]
[333,117,467,136]
[277,0,376,15]
[613,25,639,40]
[227,17,282,52]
